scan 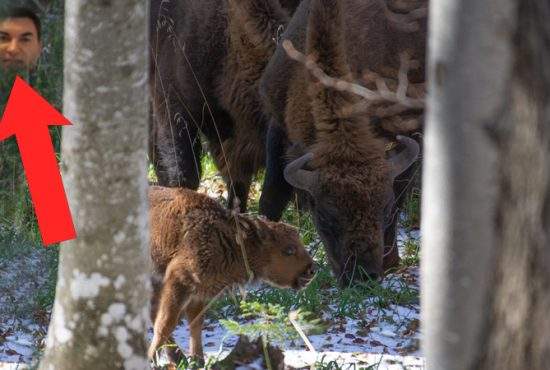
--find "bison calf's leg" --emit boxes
[148,269,190,359]
[185,299,206,361]
[260,123,294,220]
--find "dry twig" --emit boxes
[282,40,425,117]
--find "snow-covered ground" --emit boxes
[0,179,423,369]
[1,259,422,369]
[0,246,50,369]
[157,265,422,369]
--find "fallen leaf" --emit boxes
[5,348,20,356]
[403,319,420,336]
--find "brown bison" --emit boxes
[148,186,315,361]
[234,0,426,284]
[149,0,301,212]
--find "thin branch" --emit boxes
[282,39,425,113]
[289,311,317,353]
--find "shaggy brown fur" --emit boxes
[149,0,298,212]
[237,0,425,284]
[148,186,314,361]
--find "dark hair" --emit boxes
[0,6,42,40]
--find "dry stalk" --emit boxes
[282,40,425,118]
[288,311,317,353]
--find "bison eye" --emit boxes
[282,245,296,256]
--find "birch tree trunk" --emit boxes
[39,1,150,369]
[422,0,550,369]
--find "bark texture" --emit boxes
[475,1,550,368]
[39,1,150,369]
[423,0,550,369]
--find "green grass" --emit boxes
[200,160,421,351]
[313,355,382,370]
[401,187,421,230]
[0,0,64,319]
[0,0,64,241]
[201,153,219,179]
[0,2,423,365]
[401,238,420,267]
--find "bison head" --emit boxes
[255,219,316,290]
[284,135,419,286]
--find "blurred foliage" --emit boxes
[0,0,63,241]
[220,301,324,345]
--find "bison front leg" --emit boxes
[209,136,258,213]
[260,122,294,221]
[228,179,252,213]
[150,95,203,188]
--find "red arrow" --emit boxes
[0,76,76,245]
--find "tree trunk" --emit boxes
[39,1,150,369]
[422,0,550,369]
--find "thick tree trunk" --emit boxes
[39,1,150,369]
[423,0,550,369]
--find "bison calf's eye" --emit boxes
[283,245,297,256]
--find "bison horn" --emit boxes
[388,135,420,180]
[283,153,319,194]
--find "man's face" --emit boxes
[0,17,42,71]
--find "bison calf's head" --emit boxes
[254,220,315,290]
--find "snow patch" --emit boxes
[114,231,126,244]
[52,302,73,345]
[124,355,149,370]
[114,275,126,290]
[125,313,145,332]
[70,270,110,300]
[114,326,133,359]
[108,303,127,321]
[99,302,128,334]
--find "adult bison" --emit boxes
[149,0,301,211]
[241,0,426,284]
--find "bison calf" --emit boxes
[148,186,315,361]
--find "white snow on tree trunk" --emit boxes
[38,1,151,369]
